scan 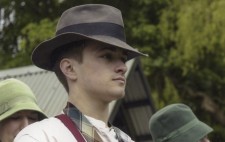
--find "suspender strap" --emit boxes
[56,114,86,142]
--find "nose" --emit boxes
[19,118,30,130]
[115,61,127,75]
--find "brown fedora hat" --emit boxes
[32,4,148,71]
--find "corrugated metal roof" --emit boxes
[0,58,154,142]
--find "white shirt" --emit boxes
[14,117,77,142]
[14,116,134,142]
[85,115,118,142]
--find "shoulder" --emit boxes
[18,117,63,132]
[14,117,77,142]
[113,127,135,142]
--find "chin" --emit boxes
[114,91,125,99]
[107,91,125,100]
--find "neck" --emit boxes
[68,93,110,124]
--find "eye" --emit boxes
[102,53,113,60]
[121,55,128,63]
[27,113,39,121]
[10,116,20,120]
[29,115,38,120]
[28,116,39,121]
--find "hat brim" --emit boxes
[168,120,213,142]
[0,101,47,121]
[32,33,148,71]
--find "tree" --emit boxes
[141,0,225,140]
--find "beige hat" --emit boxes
[0,78,47,121]
[31,4,148,71]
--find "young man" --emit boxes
[149,103,213,142]
[14,4,147,142]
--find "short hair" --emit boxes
[52,40,85,93]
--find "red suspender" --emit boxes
[56,114,86,142]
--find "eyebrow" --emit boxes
[98,46,128,55]
[97,45,116,51]
[15,111,39,115]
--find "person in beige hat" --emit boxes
[14,4,147,142]
[0,78,47,142]
[149,103,213,142]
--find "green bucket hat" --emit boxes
[149,103,213,142]
[0,78,47,121]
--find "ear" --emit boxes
[60,58,77,80]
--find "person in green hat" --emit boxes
[0,78,47,142]
[149,103,213,142]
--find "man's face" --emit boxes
[0,110,39,142]
[72,41,128,103]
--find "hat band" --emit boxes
[157,118,199,142]
[56,22,126,42]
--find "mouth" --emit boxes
[113,77,126,84]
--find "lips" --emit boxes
[113,76,126,83]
